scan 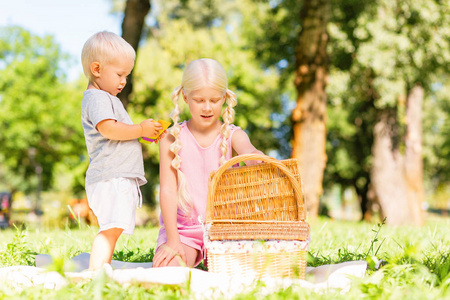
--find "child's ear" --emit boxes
[182,91,188,103]
[90,62,101,78]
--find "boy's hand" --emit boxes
[140,119,163,138]
[154,130,167,143]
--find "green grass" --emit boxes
[1,215,449,299]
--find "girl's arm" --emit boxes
[152,134,186,267]
[231,129,264,165]
[97,119,163,141]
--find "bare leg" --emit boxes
[89,227,124,271]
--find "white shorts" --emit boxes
[86,177,142,235]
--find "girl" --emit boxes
[153,58,263,268]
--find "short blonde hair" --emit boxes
[81,31,136,80]
[170,58,237,214]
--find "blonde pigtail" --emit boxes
[169,85,193,214]
[219,89,237,166]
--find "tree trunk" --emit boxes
[371,109,410,225]
[404,85,425,225]
[371,85,424,226]
[118,0,151,108]
[291,0,330,219]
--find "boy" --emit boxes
[81,31,162,270]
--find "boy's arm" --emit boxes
[97,119,162,141]
[231,129,264,165]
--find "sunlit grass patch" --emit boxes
[0,216,449,299]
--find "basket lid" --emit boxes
[206,154,306,223]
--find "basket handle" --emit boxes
[206,154,306,222]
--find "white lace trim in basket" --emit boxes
[204,224,310,254]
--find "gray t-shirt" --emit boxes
[81,89,147,186]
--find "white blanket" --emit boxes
[0,253,367,297]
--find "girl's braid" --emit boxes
[219,89,237,166]
[169,85,192,214]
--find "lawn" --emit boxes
[0,215,449,299]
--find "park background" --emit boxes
[1,0,449,228]
[0,0,450,298]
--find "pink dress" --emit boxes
[156,121,240,265]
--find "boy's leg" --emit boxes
[89,227,124,271]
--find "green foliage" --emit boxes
[325,0,450,203]
[162,0,234,28]
[1,0,449,212]
[136,0,283,151]
[365,218,386,259]
[423,81,450,188]
[347,0,449,104]
[0,225,35,267]
[112,243,154,263]
[423,249,450,285]
[240,0,303,84]
[237,0,450,212]
[0,26,86,195]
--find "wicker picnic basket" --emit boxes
[205,154,310,279]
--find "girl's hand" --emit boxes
[152,240,186,267]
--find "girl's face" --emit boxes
[184,86,226,128]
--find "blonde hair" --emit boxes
[81,31,136,81]
[170,58,237,214]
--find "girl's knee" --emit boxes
[182,245,200,267]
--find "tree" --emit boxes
[116,0,450,218]
[241,0,450,223]
[118,0,151,108]
[235,0,331,217]
[0,27,85,205]
[291,0,331,218]
[347,0,449,225]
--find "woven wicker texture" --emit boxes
[206,154,309,241]
[207,250,308,279]
[205,154,310,279]
[207,220,310,241]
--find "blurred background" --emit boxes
[0,0,448,229]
